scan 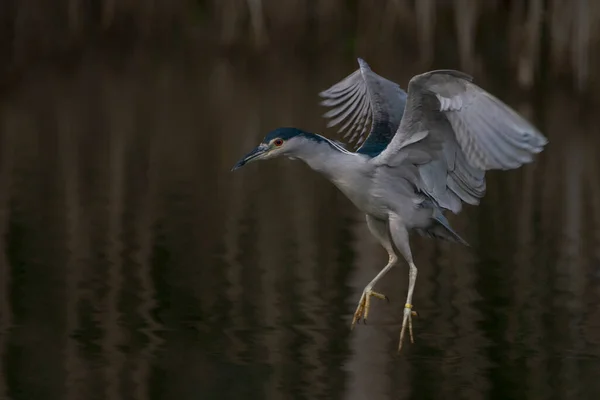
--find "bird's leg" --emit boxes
[388,213,418,352]
[398,262,418,352]
[351,215,398,328]
[351,254,396,328]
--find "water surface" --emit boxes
[0,48,599,400]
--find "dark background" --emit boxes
[0,1,599,399]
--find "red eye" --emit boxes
[274,139,284,147]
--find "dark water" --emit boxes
[0,46,599,400]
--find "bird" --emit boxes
[231,58,548,352]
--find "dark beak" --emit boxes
[231,144,268,171]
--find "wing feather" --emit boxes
[426,72,548,170]
[319,58,408,154]
[374,69,547,214]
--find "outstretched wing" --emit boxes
[374,69,548,213]
[319,58,408,156]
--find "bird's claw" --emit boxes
[398,303,417,352]
[351,289,388,329]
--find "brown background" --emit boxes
[0,1,599,399]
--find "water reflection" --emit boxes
[0,48,599,400]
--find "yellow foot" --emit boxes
[351,289,389,329]
[398,303,418,352]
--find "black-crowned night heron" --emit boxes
[232,58,548,352]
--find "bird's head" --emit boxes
[231,127,309,171]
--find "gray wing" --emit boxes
[375,69,548,213]
[319,58,407,154]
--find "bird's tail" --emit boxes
[417,207,470,246]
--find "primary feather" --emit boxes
[374,69,548,214]
[319,58,408,156]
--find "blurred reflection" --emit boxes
[0,6,600,400]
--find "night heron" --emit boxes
[232,58,548,352]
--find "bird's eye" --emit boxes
[274,139,284,147]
